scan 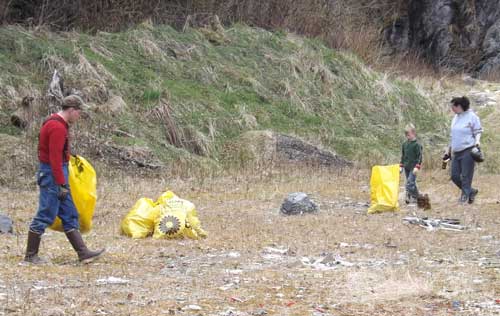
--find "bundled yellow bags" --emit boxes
[50,155,97,233]
[121,190,207,239]
[367,164,400,214]
[119,198,157,238]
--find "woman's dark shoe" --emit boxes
[459,193,468,204]
[405,192,411,204]
[468,189,478,204]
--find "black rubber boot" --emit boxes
[468,189,479,204]
[65,230,105,263]
[405,192,413,204]
[24,230,46,264]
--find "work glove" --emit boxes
[57,184,70,201]
[399,166,404,174]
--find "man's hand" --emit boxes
[412,167,419,175]
[57,184,70,201]
[442,153,451,162]
[399,166,404,174]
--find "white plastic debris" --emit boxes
[96,277,130,285]
[263,246,289,255]
[403,216,466,231]
[184,304,202,311]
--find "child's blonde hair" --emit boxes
[404,123,416,134]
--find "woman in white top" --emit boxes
[446,96,482,204]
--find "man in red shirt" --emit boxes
[24,95,104,264]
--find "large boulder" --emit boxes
[280,192,318,215]
[0,214,14,234]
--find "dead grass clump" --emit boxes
[148,99,212,157]
[182,125,212,157]
[148,99,183,149]
[89,42,114,60]
[76,54,101,80]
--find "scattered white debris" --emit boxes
[226,252,241,258]
[301,254,355,270]
[219,308,246,316]
[219,283,235,291]
[96,277,130,285]
[466,300,500,310]
[403,216,466,231]
[184,304,202,311]
[262,246,289,255]
[261,253,284,261]
[339,242,374,249]
[32,281,58,291]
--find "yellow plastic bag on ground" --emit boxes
[120,198,158,238]
[152,192,207,239]
[50,155,97,233]
[367,164,400,214]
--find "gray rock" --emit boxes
[280,192,318,215]
[469,91,497,106]
[0,214,14,234]
[477,20,500,77]
[462,75,477,86]
[383,0,500,75]
[383,17,409,53]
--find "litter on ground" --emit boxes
[403,216,467,231]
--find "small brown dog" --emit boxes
[417,193,431,210]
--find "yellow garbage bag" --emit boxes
[50,155,97,233]
[120,198,158,238]
[153,193,207,239]
[367,164,400,214]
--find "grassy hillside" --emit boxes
[0,23,447,173]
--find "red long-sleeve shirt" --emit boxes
[38,114,70,185]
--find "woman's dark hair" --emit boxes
[451,96,470,111]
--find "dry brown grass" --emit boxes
[0,166,499,315]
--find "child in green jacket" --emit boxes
[400,124,423,204]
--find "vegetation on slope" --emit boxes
[0,23,447,174]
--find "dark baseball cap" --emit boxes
[62,95,89,111]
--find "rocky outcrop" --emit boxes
[275,134,352,168]
[233,130,352,168]
[384,0,500,77]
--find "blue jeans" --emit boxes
[404,168,419,198]
[451,148,475,198]
[29,163,79,234]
